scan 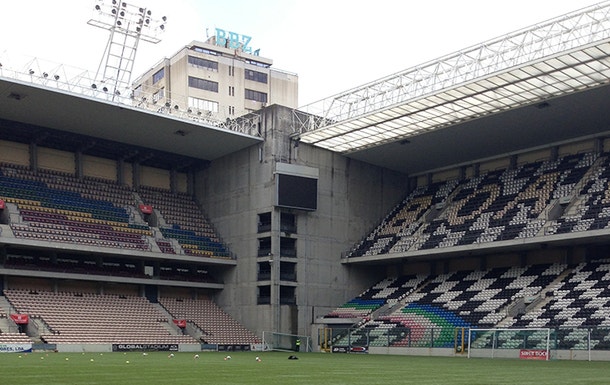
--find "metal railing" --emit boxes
[0,52,261,137]
[324,326,610,351]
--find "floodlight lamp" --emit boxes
[102,86,108,92]
[136,27,141,32]
[147,10,151,15]
[95,5,101,10]
[120,11,125,17]
[112,8,117,14]
[112,0,117,4]
[43,72,48,78]
[54,75,60,80]
[162,16,167,22]
[164,102,170,107]
[91,83,97,89]
[115,90,121,95]
[145,18,150,24]
[174,105,179,110]
[139,7,144,13]
[122,2,127,7]
[117,20,122,26]
[187,108,192,113]
[160,25,164,30]
[28,69,34,75]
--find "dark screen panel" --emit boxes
[276,174,317,211]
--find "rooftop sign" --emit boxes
[215,28,260,56]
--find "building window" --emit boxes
[229,66,235,76]
[280,286,296,305]
[245,89,268,103]
[229,106,235,115]
[257,285,271,304]
[152,68,164,84]
[188,56,218,71]
[133,85,142,99]
[280,212,296,233]
[257,262,271,281]
[245,70,268,84]
[229,86,235,96]
[258,212,271,233]
[188,96,218,113]
[191,46,218,56]
[258,237,271,257]
[188,76,219,92]
[152,88,164,103]
[245,59,270,68]
[280,261,296,282]
[280,237,296,257]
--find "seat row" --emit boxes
[0,164,232,260]
[330,258,610,349]
[348,152,601,258]
[3,290,199,345]
[158,297,260,345]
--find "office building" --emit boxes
[133,32,298,121]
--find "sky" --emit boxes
[0,0,602,106]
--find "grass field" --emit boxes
[1,351,609,385]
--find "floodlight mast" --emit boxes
[88,0,166,98]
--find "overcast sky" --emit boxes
[0,0,602,106]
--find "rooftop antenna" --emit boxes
[88,0,166,98]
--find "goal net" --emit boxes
[262,331,312,352]
[467,328,551,360]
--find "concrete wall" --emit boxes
[196,105,410,338]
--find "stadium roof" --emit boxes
[0,74,262,169]
[296,2,610,160]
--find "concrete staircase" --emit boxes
[0,296,19,333]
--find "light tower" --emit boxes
[88,0,166,98]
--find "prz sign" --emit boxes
[215,28,259,55]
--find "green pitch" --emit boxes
[1,351,609,385]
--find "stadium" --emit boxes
[1,0,610,365]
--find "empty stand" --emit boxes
[0,165,151,251]
[0,332,33,344]
[415,153,595,250]
[348,152,598,258]
[0,163,233,261]
[159,297,260,345]
[548,154,610,235]
[501,258,610,350]
[332,263,566,348]
[325,275,426,319]
[4,290,198,345]
[139,186,231,259]
[347,179,460,257]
